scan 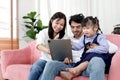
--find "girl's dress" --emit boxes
[75,33,114,73]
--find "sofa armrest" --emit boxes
[1,46,31,75]
[108,49,120,80]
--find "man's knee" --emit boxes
[47,61,60,66]
[89,57,105,72]
[46,61,68,71]
[45,61,62,69]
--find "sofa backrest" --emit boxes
[106,34,120,48]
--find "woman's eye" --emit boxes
[60,24,64,26]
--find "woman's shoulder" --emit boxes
[37,28,48,38]
[39,28,48,34]
[42,28,48,32]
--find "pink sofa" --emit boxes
[1,34,120,80]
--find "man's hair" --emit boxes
[69,13,84,25]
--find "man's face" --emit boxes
[70,21,82,37]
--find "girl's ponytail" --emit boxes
[98,27,103,34]
[95,17,103,34]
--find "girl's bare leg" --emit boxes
[67,61,89,77]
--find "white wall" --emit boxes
[39,0,120,35]
[18,0,38,48]
[18,0,120,48]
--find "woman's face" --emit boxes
[51,18,65,34]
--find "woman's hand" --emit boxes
[46,48,50,54]
[63,57,72,64]
[37,44,51,54]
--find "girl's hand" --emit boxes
[86,43,99,53]
[90,43,98,48]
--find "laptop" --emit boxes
[48,39,73,61]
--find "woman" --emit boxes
[28,12,68,80]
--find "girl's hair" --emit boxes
[82,16,103,34]
[48,12,66,39]
[69,13,84,25]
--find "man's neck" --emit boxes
[74,33,83,39]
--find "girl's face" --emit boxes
[83,24,98,38]
[51,18,65,34]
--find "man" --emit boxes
[39,14,118,80]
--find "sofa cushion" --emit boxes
[55,74,108,80]
[4,64,108,80]
[5,64,32,80]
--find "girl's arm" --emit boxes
[87,34,109,54]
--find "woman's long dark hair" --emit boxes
[82,16,103,34]
[48,12,66,39]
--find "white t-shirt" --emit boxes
[36,28,68,61]
[71,37,84,63]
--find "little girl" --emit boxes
[67,16,114,78]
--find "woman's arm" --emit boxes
[37,44,50,54]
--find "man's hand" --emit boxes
[63,57,72,64]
